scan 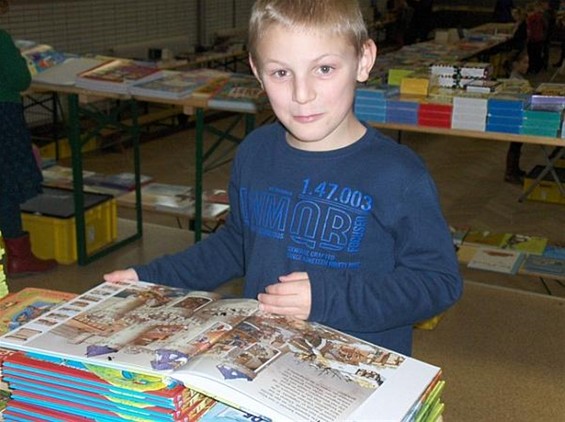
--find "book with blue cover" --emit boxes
[130,68,230,100]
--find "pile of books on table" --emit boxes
[354,84,399,123]
[75,58,164,94]
[0,280,446,421]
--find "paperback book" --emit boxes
[129,68,230,100]
[0,280,441,422]
[19,43,67,76]
[0,287,76,335]
[521,255,565,277]
[76,59,163,94]
[207,74,268,113]
[467,247,525,274]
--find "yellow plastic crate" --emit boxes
[21,188,118,264]
[523,165,565,205]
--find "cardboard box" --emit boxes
[20,187,118,264]
[523,165,565,205]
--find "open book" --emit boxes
[0,280,440,422]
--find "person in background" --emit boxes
[407,0,434,43]
[494,0,516,23]
[0,0,57,276]
[504,49,531,184]
[105,0,462,357]
[526,1,548,74]
[392,0,415,47]
[508,7,528,52]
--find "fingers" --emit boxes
[103,269,139,282]
[258,273,312,320]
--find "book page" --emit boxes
[0,281,258,375]
[177,313,432,422]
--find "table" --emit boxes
[29,80,258,265]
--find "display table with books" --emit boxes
[25,47,268,264]
[0,280,446,421]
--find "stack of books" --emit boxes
[386,95,422,124]
[418,100,453,128]
[457,229,550,275]
[75,59,164,94]
[430,63,459,89]
[207,73,268,113]
[451,95,489,131]
[354,84,399,123]
[486,93,529,134]
[459,62,493,89]
[129,68,230,100]
[387,68,416,86]
[116,183,230,221]
[0,280,446,422]
[521,108,562,138]
[0,287,78,417]
[1,352,219,421]
[429,62,493,91]
[400,72,430,96]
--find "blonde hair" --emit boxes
[248,0,369,63]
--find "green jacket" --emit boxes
[0,29,31,103]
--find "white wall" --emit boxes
[1,0,254,57]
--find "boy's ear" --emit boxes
[249,53,262,85]
[356,39,377,83]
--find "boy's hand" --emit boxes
[258,272,311,320]
[103,268,139,283]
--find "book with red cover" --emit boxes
[75,59,163,94]
[3,352,192,410]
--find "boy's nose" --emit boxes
[292,77,316,104]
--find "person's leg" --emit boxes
[0,199,57,276]
[505,142,525,184]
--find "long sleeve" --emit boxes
[0,30,32,102]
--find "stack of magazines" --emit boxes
[0,280,446,421]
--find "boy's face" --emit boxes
[250,24,376,151]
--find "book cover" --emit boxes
[467,247,525,274]
[20,43,67,76]
[500,234,548,255]
[84,172,153,192]
[463,230,510,248]
[0,288,76,335]
[191,75,231,99]
[0,280,440,422]
[535,82,565,96]
[3,352,192,409]
[521,255,565,277]
[208,74,268,113]
[130,68,230,100]
[32,56,106,86]
[76,59,163,94]
[464,79,502,94]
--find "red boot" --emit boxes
[4,233,57,277]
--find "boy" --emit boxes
[105,0,462,356]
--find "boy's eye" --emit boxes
[318,65,334,75]
[273,69,288,78]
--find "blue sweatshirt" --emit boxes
[135,122,463,356]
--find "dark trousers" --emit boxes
[0,200,24,239]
